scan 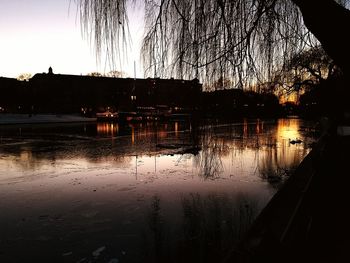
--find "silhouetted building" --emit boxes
[26,73,202,114]
[0,77,28,113]
[1,71,282,117]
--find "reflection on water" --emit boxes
[0,118,316,262]
[97,122,119,137]
[143,193,258,263]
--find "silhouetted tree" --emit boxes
[272,45,336,100]
[78,0,349,84]
[292,0,350,77]
[17,73,32,81]
[78,0,350,123]
[106,70,127,78]
[208,77,233,91]
[87,72,104,77]
[87,71,127,78]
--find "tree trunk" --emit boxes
[292,0,350,75]
[292,0,350,123]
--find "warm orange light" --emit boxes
[256,119,261,134]
[131,127,135,145]
[174,122,179,136]
[97,123,119,136]
[277,119,301,141]
[243,119,248,137]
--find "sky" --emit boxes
[0,0,144,79]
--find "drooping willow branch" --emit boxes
[77,0,349,90]
[77,0,131,67]
[142,0,315,89]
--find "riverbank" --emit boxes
[229,131,350,262]
[0,114,97,125]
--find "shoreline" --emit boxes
[0,114,97,125]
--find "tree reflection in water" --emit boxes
[193,119,315,187]
[143,193,258,263]
[195,125,226,179]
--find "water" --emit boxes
[0,118,317,262]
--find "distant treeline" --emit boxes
[298,73,350,120]
[201,89,281,118]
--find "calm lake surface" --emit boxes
[0,118,317,262]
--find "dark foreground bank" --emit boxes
[230,131,350,262]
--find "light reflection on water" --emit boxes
[0,118,316,262]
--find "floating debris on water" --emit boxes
[92,246,106,257]
[62,251,73,257]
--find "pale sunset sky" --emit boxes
[0,0,144,79]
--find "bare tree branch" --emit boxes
[77,0,350,89]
